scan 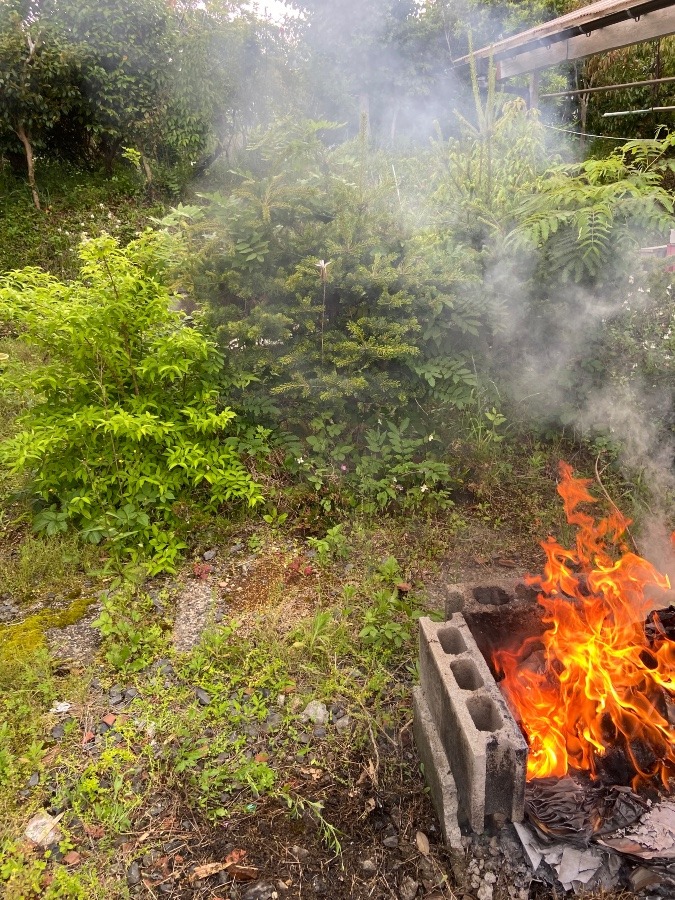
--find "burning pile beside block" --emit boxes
[415,462,675,896]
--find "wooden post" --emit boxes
[529,72,540,110]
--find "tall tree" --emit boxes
[0,1,80,208]
[45,0,176,174]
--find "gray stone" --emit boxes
[195,688,212,706]
[311,874,328,895]
[126,861,141,886]
[25,811,62,847]
[399,876,420,900]
[301,700,329,725]
[203,549,217,561]
[333,714,351,733]
[361,859,377,876]
[383,833,399,849]
[242,881,276,900]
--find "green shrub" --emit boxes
[0,232,263,573]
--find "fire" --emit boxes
[494,461,675,788]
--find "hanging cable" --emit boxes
[541,122,635,141]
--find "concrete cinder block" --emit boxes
[412,686,463,849]
[416,614,527,834]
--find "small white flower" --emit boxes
[420,484,429,493]
[296,457,304,464]
[428,434,434,442]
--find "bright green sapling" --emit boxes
[0,232,263,573]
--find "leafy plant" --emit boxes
[92,588,166,673]
[0,232,263,572]
[307,524,348,566]
[359,565,423,656]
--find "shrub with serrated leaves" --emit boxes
[0,232,263,574]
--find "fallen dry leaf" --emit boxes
[192,861,228,880]
[254,752,269,763]
[83,823,105,840]
[415,831,430,856]
[62,850,81,866]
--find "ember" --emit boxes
[494,462,675,790]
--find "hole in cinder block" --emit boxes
[466,695,503,732]
[472,586,511,606]
[437,627,467,655]
[450,659,483,691]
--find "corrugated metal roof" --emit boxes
[454,0,675,65]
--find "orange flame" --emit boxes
[494,462,675,788]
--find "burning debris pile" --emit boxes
[495,462,674,790]
[493,462,675,895]
[415,461,675,896]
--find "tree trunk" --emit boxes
[390,100,400,143]
[16,123,40,210]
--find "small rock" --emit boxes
[311,874,328,895]
[242,881,276,900]
[27,772,40,788]
[102,713,117,727]
[291,845,309,861]
[50,724,65,740]
[142,850,159,868]
[231,543,244,553]
[415,831,430,855]
[124,687,139,700]
[361,859,377,876]
[333,715,351,733]
[399,876,419,900]
[63,850,81,866]
[195,688,212,706]
[25,811,62,847]
[313,726,326,738]
[163,839,184,853]
[203,549,217,561]
[301,700,329,725]
[383,834,399,849]
[126,861,141,887]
